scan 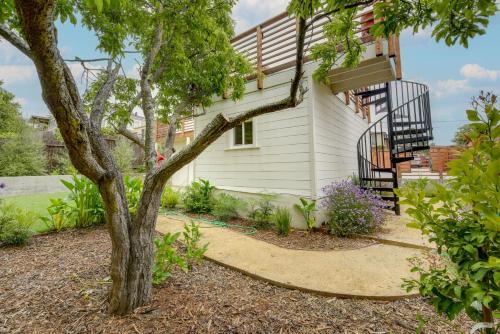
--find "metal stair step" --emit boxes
[354,87,387,98]
[391,156,415,163]
[368,187,394,192]
[392,144,431,155]
[371,167,393,172]
[392,121,427,127]
[393,135,431,146]
[362,97,386,107]
[361,177,394,182]
[392,128,428,136]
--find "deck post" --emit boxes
[256,26,263,90]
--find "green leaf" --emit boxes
[95,0,103,13]
[466,109,480,121]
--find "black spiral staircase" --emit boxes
[356,81,433,215]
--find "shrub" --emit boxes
[294,197,316,231]
[212,193,247,221]
[183,221,208,268]
[124,175,143,215]
[273,206,292,236]
[0,126,47,176]
[401,178,438,198]
[61,175,105,228]
[40,197,72,232]
[152,221,207,284]
[161,186,180,209]
[152,232,187,285]
[399,92,500,330]
[248,194,275,228]
[321,180,387,237]
[182,179,214,214]
[0,201,35,246]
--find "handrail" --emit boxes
[356,81,432,191]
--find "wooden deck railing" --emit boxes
[230,6,401,122]
[231,7,389,89]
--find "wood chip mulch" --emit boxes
[0,227,473,334]
[182,212,377,251]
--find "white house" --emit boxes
[172,8,433,224]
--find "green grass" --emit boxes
[1,192,68,233]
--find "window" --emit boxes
[233,120,253,146]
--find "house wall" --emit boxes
[193,67,314,198]
[192,63,370,227]
[311,79,370,199]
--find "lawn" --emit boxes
[1,192,68,233]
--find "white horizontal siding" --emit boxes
[312,79,369,196]
[194,69,313,197]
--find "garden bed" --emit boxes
[181,211,377,251]
[0,227,471,333]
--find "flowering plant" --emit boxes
[321,180,387,236]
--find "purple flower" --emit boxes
[0,183,5,189]
[321,180,388,237]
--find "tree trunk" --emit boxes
[100,174,163,314]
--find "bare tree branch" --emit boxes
[141,18,165,171]
[0,23,32,59]
[115,125,146,149]
[90,59,121,129]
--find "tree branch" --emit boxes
[306,0,374,29]
[90,59,121,129]
[141,18,165,171]
[0,23,32,59]
[115,125,146,149]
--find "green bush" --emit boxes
[39,197,72,232]
[401,178,438,198]
[0,126,47,176]
[61,174,105,228]
[152,232,187,285]
[152,221,207,284]
[248,194,275,228]
[124,176,143,215]
[183,221,208,268]
[182,179,214,214]
[294,197,316,231]
[399,92,500,329]
[0,201,35,246]
[161,186,180,209]
[273,206,292,236]
[212,193,247,221]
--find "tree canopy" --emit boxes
[0,81,24,138]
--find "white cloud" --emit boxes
[460,64,500,81]
[432,79,471,98]
[0,65,36,84]
[14,97,28,106]
[401,26,433,40]
[232,0,289,33]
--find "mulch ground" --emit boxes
[183,212,376,251]
[0,227,472,334]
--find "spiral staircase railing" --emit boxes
[356,81,433,214]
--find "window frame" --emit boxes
[227,119,258,150]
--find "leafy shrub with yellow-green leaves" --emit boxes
[398,93,499,332]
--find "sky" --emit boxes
[1,1,499,145]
